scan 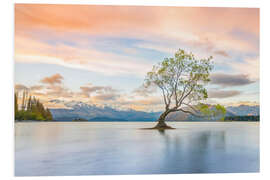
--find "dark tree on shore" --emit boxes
[14,91,53,121]
[145,49,226,129]
[15,92,18,115]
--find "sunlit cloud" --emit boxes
[15,84,29,91]
[15,5,259,67]
[14,4,260,109]
[29,85,44,91]
[213,50,229,58]
[15,49,152,77]
[40,73,63,85]
[132,84,157,97]
[231,57,260,81]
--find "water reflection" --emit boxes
[156,129,227,173]
[15,122,259,176]
[158,129,166,135]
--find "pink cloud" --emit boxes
[15,5,259,37]
[15,4,259,75]
[40,73,63,85]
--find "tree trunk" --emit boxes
[154,110,172,129]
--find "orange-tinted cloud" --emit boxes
[213,50,229,57]
[15,4,259,37]
[14,4,259,109]
[14,4,259,77]
[40,73,63,85]
[30,85,44,91]
[15,4,259,54]
[15,84,28,91]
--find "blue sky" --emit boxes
[14,4,259,111]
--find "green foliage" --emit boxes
[14,91,53,121]
[196,103,226,121]
[197,103,212,116]
[145,48,226,121]
[145,49,213,110]
[214,104,226,121]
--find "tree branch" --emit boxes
[178,84,195,106]
[160,87,168,107]
[177,83,188,106]
[176,108,203,117]
[174,67,182,106]
[182,103,200,114]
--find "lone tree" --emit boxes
[145,49,226,129]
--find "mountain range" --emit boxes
[50,100,160,121]
[49,100,259,122]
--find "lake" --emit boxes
[15,122,259,176]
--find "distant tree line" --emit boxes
[15,91,53,121]
[225,115,259,122]
[72,118,88,122]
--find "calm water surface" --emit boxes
[15,122,259,176]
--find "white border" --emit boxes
[1,0,269,180]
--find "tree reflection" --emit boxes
[157,130,226,173]
[158,129,166,135]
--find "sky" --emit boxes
[14,4,260,111]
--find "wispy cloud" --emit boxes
[213,50,229,58]
[15,4,259,75]
[230,57,260,80]
[210,73,255,87]
[208,90,241,99]
[14,4,260,108]
[15,73,258,111]
[132,84,157,97]
[29,85,44,91]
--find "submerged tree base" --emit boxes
[142,126,175,130]
[141,121,175,130]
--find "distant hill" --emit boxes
[226,105,259,116]
[49,100,260,122]
[50,100,160,121]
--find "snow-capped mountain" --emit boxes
[226,105,260,116]
[49,100,161,121]
[49,100,260,121]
